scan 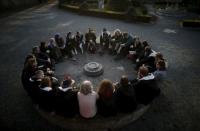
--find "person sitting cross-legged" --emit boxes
[32,46,55,70]
[47,38,63,62]
[135,46,156,70]
[110,29,123,55]
[115,32,134,59]
[85,28,97,53]
[99,28,111,54]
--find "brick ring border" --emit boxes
[36,104,150,131]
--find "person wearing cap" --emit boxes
[133,66,160,105]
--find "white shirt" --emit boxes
[77,91,98,118]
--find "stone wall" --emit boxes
[0,0,46,11]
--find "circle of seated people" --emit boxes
[21,28,167,129]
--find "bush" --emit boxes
[141,6,148,15]
[107,0,132,12]
[79,1,89,11]
[126,6,137,17]
[181,20,200,27]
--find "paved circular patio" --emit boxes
[0,1,200,131]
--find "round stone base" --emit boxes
[83,62,103,77]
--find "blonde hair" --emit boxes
[80,80,93,95]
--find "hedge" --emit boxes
[181,20,200,28]
[60,4,156,23]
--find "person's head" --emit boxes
[27,57,37,68]
[24,54,35,64]
[89,28,93,33]
[40,41,47,48]
[55,33,60,39]
[98,79,114,100]
[120,75,129,86]
[156,60,166,71]
[80,80,93,95]
[58,37,64,43]
[123,32,128,38]
[155,52,163,61]
[34,70,44,79]
[103,28,107,33]
[62,75,74,88]
[67,32,72,37]
[48,38,56,47]
[114,29,121,36]
[62,79,72,88]
[76,31,80,35]
[134,36,140,42]
[142,41,149,48]
[32,46,40,54]
[144,46,152,55]
[41,76,52,88]
[138,66,149,79]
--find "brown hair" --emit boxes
[98,79,114,100]
[139,66,149,77]
[41,77,52,88]
[155,52,163,61]
[157,60,166,70]
[120,75,129,86]
[25,57,37,68]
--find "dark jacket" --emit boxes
[27,77,41,104]
[133,73,160,105]
[97,95,117,117]
[55,87,78,117]
[37,86,56,112]
[114,83,137,113]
